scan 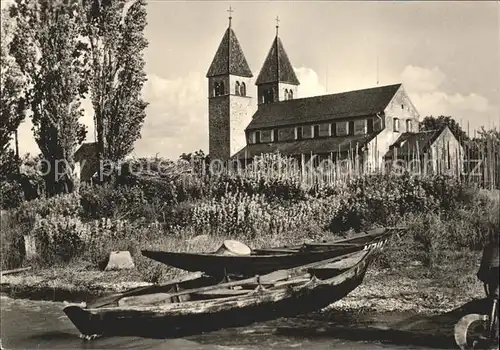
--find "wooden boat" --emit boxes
[141,227,398,277]
[63,247,379,339]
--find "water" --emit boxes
[1,296,435,349]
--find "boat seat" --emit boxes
[191,288,251,298]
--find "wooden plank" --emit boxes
[0,266,31,276]
[87,271,204,309]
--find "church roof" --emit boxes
[206,26,253,78]
[233,133,379,159]
[255,36,300,85]
[246,83,402,130]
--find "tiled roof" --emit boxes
[255,36,300,85]
[206,27,253,78]
[246,84,402,130]
[384,129,441,158]
[233,133,379,159]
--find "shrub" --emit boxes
[31,215,90,265]
[0,180,24,209]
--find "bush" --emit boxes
[0,180,24,209]
[31,215,90,265]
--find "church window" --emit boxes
[213,82,220,97]
[406,119,412,132]
[295,126,303,140]
[289,90,293,100]
[367,118,374,133]
[331,122,337,136]
[255,131,261,144]
[393,118,400,132]
[313,125,320,138]
[272,129,279,142]
[235,81,240,95]
[348,121,355,136]
[240,82,246,96]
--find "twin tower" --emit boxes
[206,17,300,161]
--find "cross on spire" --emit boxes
[227,6,234,27]
[275,16,280,35]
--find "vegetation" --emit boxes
[83,0,148,167]
[1,160,498,286]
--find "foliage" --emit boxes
[0,179,24,209]
[83,0,148,165]
[9,0,89,196]
[0,7,25,154]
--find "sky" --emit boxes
[3,0,500,160]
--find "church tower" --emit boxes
[255,18,300,105]
[207,9,253,161]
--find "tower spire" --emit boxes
[275,16,280,36]
[227,6,233,27]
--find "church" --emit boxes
[206,13,464,173]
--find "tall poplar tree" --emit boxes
[83,0,148,174]
[9,0,88,196]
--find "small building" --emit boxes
[384,126,464,175]
[74,142,99,182]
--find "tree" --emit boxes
[419,115,469,142]
[0,8,25,167]
[83,0,148,172]
[9,0,88,196]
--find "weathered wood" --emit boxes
[63,248,377,338]
[0,266,32,276]
[86,271,204,309]
[141,228,391,276]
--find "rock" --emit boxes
[104,251,135,271]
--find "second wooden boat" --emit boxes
[141,227,397,277]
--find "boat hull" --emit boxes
[63,250,375,338]
[141,228,390,277]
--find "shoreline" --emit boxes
[0,265,486,315]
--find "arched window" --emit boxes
[213,82,220,97]
[264,89,274,103]
[289,90,293,100]
[284,89,289,100]
[235,81,240,96]
[219,81,225,95]
[393,118,400,132]
[240,82,246,97]
[406,119,412,132]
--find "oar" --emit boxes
[86,271,204,309]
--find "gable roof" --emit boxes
[255,36,300,85]
[75,142,98,162]
[246,83,402,130]
[206,26,253,78]
[384,129,442,158]
[233,133,379,160]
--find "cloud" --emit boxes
[133,72,207,159]
[294,67,327,98]
[401,65,498,131]
[401,65,446,92]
